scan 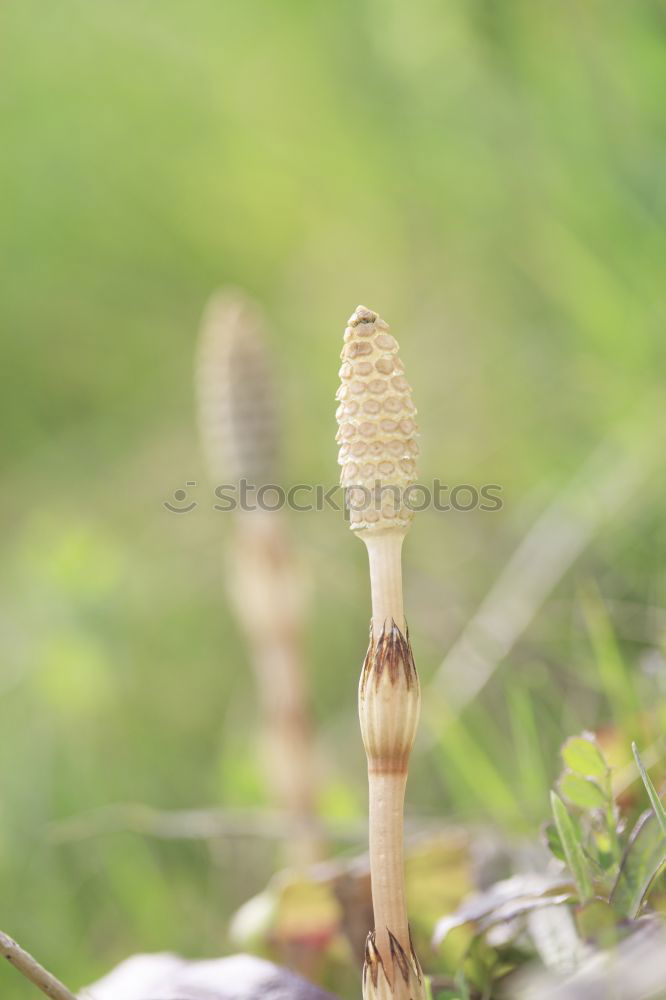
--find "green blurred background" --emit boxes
[1,1,665,995]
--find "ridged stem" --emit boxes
[361,530,414,973]
[366,771,409,964]
[365,532,405,634]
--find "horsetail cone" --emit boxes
[336,306,419,533]
[336,306,425,999]
[196,289,279,487]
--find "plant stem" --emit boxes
[231,508,323,864]
[0,931,77,1000]
[360,537,424,1000]
[337,305,424,998]
[367,770,409,963]
[363,531,409,963]
[196,291,323,867]
[365,532,405,634]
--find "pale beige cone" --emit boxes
[336,305,419,533]
[337,306,425,999]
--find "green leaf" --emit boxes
[544,822,566,862]
[574,899,619,948]
[551,791,594,901]
[591,827,616,872]
[611,811,666,918]
[561,735,608,779]
[559,771,607,810]
[633,742,666,840]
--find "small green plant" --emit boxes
[432,732,666,997]
[546,735,666,921]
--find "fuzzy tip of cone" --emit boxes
[363,929,426,1000]
[336,306,419,534]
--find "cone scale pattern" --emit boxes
[336,306,419,532]
[196,289,279,487]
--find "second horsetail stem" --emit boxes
[336,306,425,999]
[196,289,323,865]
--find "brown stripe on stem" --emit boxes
[362,928,424,999]
[360,621,418,694]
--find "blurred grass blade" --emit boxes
[454,970,471,1000]
[507,681,549,813]
[437,706,518,822]
[551,792,593,901]
[426,404,666,731]
[611,811,666,918]
[580,583,640,736]
[632,742,666,839]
